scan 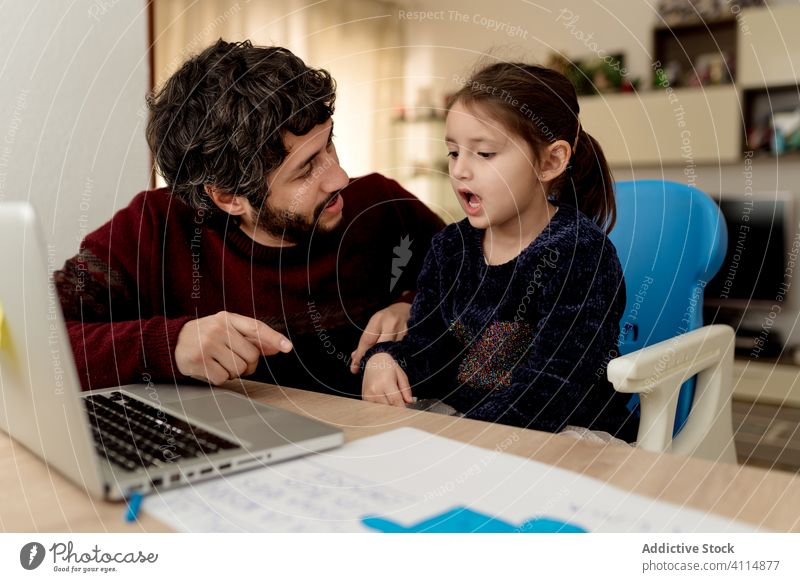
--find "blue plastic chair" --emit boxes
[609,180,728,436]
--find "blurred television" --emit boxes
[704,191,798,311]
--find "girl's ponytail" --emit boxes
[555,128,616,233]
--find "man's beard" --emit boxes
[253,193,342,245]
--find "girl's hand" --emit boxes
[362,353,413,407]
[350,302,412,373]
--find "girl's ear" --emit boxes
[538,139,572,183]
[205,185,249,216]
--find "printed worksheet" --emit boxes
[144,428,758,533]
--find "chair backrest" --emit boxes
[610,180,728,433]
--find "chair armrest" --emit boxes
[607,325,736,462]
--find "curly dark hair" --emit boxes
[146,39,336,210]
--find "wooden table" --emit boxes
[2,382,799,532]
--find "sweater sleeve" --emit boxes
[54,192,193,390]
[459,242,630,436]
[363,242,461,396]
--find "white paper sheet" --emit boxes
[143,427,758,532]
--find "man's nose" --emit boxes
[323,159,349,193]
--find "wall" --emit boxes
[152,0,404,182]
[395,1,656,116]
[0,0,150,266]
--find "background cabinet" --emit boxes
[580,4,800,168]
[580,85,741,166]
[738,4,800,88]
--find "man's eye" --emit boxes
[298,166,313,180]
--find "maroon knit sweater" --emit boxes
[54,173,444,396]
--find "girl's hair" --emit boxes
[447,62,615,233]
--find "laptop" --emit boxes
[0,202,344,501]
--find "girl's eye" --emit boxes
[446,151,458,159]
[478,152,495,159]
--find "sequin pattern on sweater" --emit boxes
[450,319,535,390]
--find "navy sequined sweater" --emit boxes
[365,202,639,442]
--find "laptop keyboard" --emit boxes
[84,391,239,472]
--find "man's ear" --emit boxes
[205,185,248,216]
[538,140,572,183]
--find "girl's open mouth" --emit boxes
[458,188,482,216]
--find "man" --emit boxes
[54,39,444,398]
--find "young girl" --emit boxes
[362,62,637,441]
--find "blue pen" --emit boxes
[125,492,144,523]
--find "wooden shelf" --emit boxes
[577,4,800,168]
[654,17,738,32]
[580,85,741,166]
[654,17,737,87]
[743,84,800,155]
[738,5,800,89]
